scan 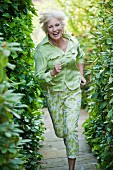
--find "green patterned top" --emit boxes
[34,34,85,91]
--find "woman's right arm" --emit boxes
[34,48,53,83]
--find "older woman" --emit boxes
[34,10,86,170]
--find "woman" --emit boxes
[34,10,86,170]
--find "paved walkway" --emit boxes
[39,108,99,170]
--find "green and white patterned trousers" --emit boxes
[45,87,81,159]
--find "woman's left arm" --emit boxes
[77,63,86,86]
[76,45,86,86]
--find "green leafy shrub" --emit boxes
[0,0,45,169]
[83,1,113,169]
[0,36,26,170]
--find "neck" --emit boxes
[50,37,64,47]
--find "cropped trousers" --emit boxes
[45,86,81,158]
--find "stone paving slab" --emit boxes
[39,108,101,170]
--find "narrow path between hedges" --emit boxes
[39,109,101,170]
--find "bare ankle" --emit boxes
[68,158,76,170]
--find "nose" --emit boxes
[53,26,57,31]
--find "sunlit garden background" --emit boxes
[0,0,113,169]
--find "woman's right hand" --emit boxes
[50,62,62,76]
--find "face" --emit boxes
[47,18,63,41]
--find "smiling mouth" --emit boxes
[53,32,60,37]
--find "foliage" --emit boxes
[0,36,26,170]
[0,0,44,169]
[83,1,113,169]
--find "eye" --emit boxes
[55,23,60,27]
[48,25,53,28]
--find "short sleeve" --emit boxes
[76,46,85,64]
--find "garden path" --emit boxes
[39,109,100,170]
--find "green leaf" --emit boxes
[8,148,17,154]
[107,38,112,44]
[11,110,21,119]
[15,104,28,108]
[7,63,15,70]
[9,158,23,166]
[3,50,10,56]
[5,132,12,137]
[10,47,22,52]
[109,98,113,104]
[1,149,7,154]
[2,13,10,18]
[108,76,113,84]
[7,42,20,46]
[107,109,113,118]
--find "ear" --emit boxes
[62,29,64,34]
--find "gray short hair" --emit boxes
[39,9,66,33]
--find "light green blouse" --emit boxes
[34,34,85,91]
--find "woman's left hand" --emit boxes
[81,76,86,86]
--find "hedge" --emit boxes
[83,1,113,169]
[0,0,44,169]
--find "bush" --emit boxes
[0,36,26,170]
[83,1,113,169]
[0,0,45,169]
